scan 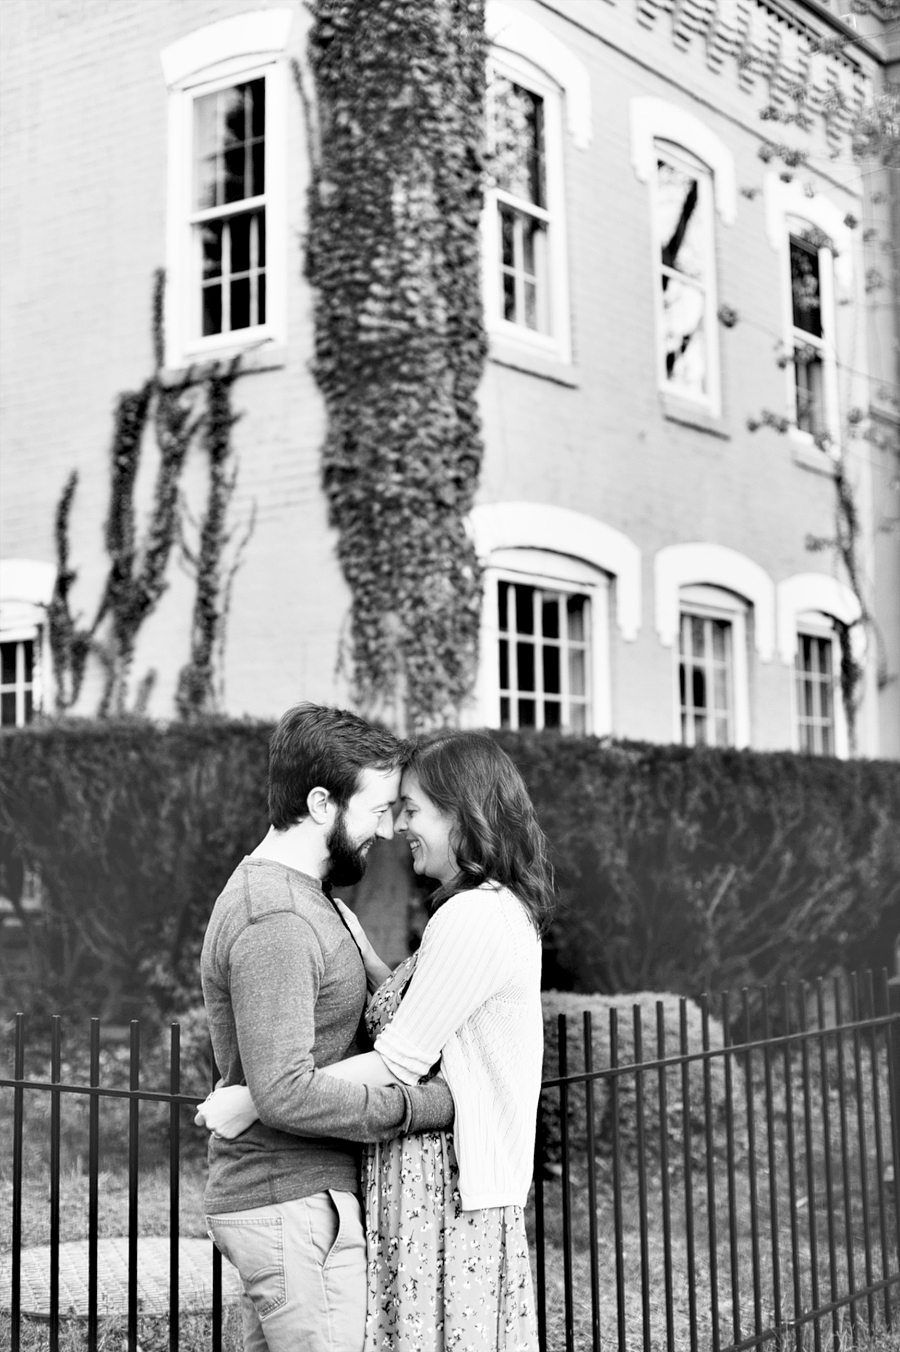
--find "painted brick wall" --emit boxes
[1,0,896,754]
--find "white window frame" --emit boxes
[477,549,611,736]
[792,611,847,758]
[649,142,721,416]
[784,220,839,446]
[162,18,290,370]
[482,50,571,365]
[0,627,42,727]
[676,584,750,748]
[765,175,853,456]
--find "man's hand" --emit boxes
[195,1083,259,1139]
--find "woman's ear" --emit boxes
[306,786,334,825]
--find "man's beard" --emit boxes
[325,808,373,888]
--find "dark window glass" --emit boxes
[1,643,15,685]
[518,698,536,727]
[515,585,534,636]
[1,692,15,726]
[543,645,560,694]
[517,642,535,691]
[790,237,822,337]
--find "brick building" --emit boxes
[2,0,898,757]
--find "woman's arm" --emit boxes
[332,897,392,993]
[195,1051,402,1138]
[319,1050,400,1086]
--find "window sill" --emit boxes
[660,392,729,439]
[790,434,837,476]
[487,335,579,387]
[161,340,286,386]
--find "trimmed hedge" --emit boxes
[1,721,897,1021]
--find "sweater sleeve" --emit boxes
[374,890,512,1083]
[229,912,438,1142]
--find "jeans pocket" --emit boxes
[206,1214,286,1319]
[323,1189,365,1273]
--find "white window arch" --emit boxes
[765,176,853,450]
[161,10,294,369]
[655,543,776,749]
[630,99,735,417]
[0,558,56,726]
[467,503,641,735]
[777,572,863,759]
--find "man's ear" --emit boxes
[306,787,334,825]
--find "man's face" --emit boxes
[325,765,401,887]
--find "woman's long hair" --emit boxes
[405,730,556,936]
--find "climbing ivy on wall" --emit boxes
[304,0,489,730]
[49,272,248,719]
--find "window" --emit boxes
[671,582,752,748]
[789,230,833,440]
[795,630,836,755]
[654,145,718,406]
[194,79,267,338]
[1,635,37,727]
[679,612,733,747]
[483,52,570,361]
[162,12,291,368]
[498,579,590,732]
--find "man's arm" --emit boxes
[228,914,452,1141]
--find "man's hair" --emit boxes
[268,703,403,830]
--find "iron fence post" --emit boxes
[889,976,900,1157]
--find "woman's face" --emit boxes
[396,770,458,885]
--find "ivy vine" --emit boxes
[49,271,248,719]
[304,0,488,730]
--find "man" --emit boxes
[200,703,453,1352]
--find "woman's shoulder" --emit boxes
[433,882,534,935]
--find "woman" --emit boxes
[200,730,555,1351]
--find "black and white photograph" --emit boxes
[1,0,899,1348]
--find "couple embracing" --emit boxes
[197,702,555,1352]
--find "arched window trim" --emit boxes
[629,97,736,224]
[485,0,592,149]
[654,542,776,660]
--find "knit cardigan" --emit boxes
[374,883,543,1210]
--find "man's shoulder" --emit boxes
[213,859,328,925]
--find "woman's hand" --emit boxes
[332,897,393,992]
[195,1082,259,1139]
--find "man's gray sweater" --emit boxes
[201,857,453,1213]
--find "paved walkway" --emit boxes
[0,1238,242,1318]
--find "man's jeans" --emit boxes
[206,1189,367,1352]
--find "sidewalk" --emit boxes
[0,1237,241,1318]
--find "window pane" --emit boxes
[502,272,516,323]
[231,277,251,330]
[524,281,537,330]
[499,639,509,690]
[517,642,535,691]
[515,585,534,636]
[489,76,545,207]
[498,581,509,632]
[500,205,515,268]
[500,696,511,728]
[714,664,728,713]
[658,160,704,281]
[692,666,707,711]
[662,275,706,396]
[202,284,222,337]
[1,643,15,685]
[790,237,822,337]
[712,620,728,664]
[570,703,587,735]
[715,715,729,746]
[23,640,33,682]
[795,347,825,436]
[231,215,251,274]
[1,692,15,725]
[258,273,266,325]
[542,596,560,640]
[569,649,586,698]
[543,645,560,694]
[194,79,265,211]
[544,701,561,728]
[24,690,33,722]
[201,222,223,279]
[567,596,586,643]
[694,713,707,746]
[518,698,536,727]
[691,616,705,658]
[224,146,246,204]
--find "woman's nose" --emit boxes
[395,810,408,834]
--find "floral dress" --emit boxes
[363,954,537,1352]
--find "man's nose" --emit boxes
[376,813,394,841]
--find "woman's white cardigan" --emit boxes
[374,882,543,1211]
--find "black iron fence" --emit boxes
[1,971,898,1352]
